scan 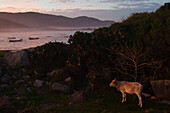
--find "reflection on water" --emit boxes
[0,30,91,50]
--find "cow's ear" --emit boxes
[112,78,116,82]
[114,77,116,81]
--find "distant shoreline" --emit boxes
[0,27,96,33]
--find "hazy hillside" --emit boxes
[0,18,27,29]
[0,12,114,29]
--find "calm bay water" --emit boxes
[0,30,92,50]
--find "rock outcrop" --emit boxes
[34,80,44,88]
[51,82,70,93]
[0,96,11,108]
[151,80,170,100]
[1,74,11,83]
[71,91,84,102]
[3,50,29,69]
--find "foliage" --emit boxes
[26,42,70,80]
[66,32,93,89]
[66,3,170,89]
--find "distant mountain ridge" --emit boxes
[0,12,114,29]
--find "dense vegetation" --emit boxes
[65,3,170,89]
[28,3,170,90]
[26,42,70,82]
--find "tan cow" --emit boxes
[110,78,143,107]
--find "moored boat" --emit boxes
[9,39,22,42]
[61,33,69,38]
[45,36,52,38]
[29,37,39,40]
[63,35,69,38]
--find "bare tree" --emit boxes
[105,38,166,81]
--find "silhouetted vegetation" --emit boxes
[28,3,170,90]
[26,42,70,80]
[64,3,170,89]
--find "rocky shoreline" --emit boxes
[0,49,84,112]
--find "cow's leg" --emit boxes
[124,93,126,102]
[122,92,125,103]
[136,93,142,107]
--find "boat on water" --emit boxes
[29,37,39,40]
[45,36,52,38]
[63,35,69,38]
[61,33,69,38]
[9,39,22,42]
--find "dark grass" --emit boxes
[30,88,170,113]
[1,85,170,113]
[7,86,71,112]
[55,88,170,113]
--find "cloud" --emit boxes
[19,3,39,7]
[47,1,161,22]
[0,6,44,13]
[60,0,75,3]
[49,0,75,4]
[0,7,24,12]
[111,2,161,9]
[17,0,38,2]
[100,0,149,3]
[3,0,39,2]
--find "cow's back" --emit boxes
[119,81,143,94]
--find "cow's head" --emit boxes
[110,78,117,87]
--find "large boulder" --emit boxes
[71,91,84,102]
[65,77,71,83]
[1,74,11,83]
[16,88,27,95]
[47,69,64,76]
[151,80,170,100]
[0,96,11,108]
[51,82,71,93]
[34,80,44,88]
[69,91,85,105]
[140,81,154,95]
[0,84,9,90]
[37,103,60,111]
[15,79,25,86]
[3,50,29,69]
